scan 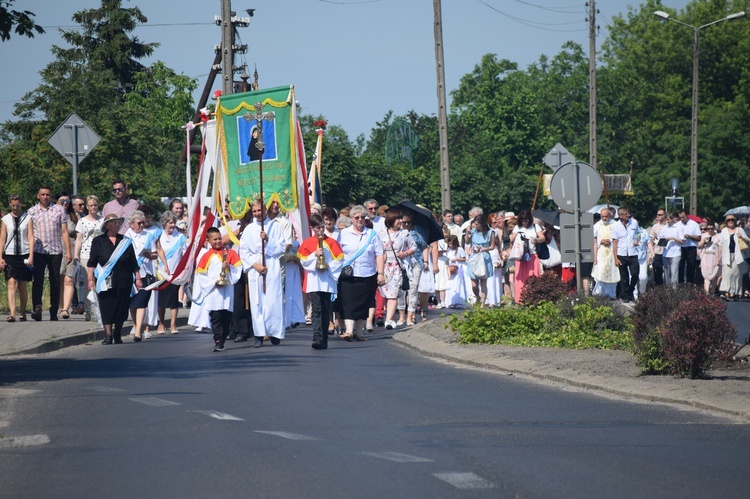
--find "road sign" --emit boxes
[549,161,602,212]
[559,213,595,264]
[543,143,574,171]
[47,113,100,195]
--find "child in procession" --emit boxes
[192,227,242,352]
[297,215,344,350]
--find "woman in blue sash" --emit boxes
[87,214,141,344]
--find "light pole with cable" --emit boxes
[653,9,745,215]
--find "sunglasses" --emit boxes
[113,187,125,193]
[402,220,412,225]
[58,199,70,204]
[135,221,145,226]
[352,216,365,220]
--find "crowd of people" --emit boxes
[2,185,749,350]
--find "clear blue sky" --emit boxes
[1,0,690,140]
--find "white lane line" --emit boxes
[189,410,245,421]
[433,472,495,490]
[254,431,320,441]
[362,451,433,463]
[86,386,125,392]
[0,434,51,448]
[128,397,181,407]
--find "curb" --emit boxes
[392,329,750,423]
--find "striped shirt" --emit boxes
[28,203,68,255]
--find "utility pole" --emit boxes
[218,0,251,96]
[433,0,451,212]
[220,0,234,96]
[588,0,597,169]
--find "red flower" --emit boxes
[313,119,327,130]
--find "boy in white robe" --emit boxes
[297,215,344,349]
[192,227,242,351]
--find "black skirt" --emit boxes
[2,253,32,282]
[337,273,378,321]
[158,283,180,309]
[97,287,132,324]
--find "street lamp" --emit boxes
[654,9,746,215]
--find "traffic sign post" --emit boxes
[549,161,602,294]
[48,113,100,195]
[543,143,574,172]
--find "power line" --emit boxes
[478,0,587,32]
[40,22,215,29]
[510,0,586,15]
[318,0,382,4]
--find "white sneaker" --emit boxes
[144,331,153,339]
[385,320,395,330]
[436,303,445,309]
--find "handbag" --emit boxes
[340,229,377,279]
[536,241,550,260]
[508,237,523,261]
[469,253,486,278]
[448,264,458,274]
[386,230,410,291]
[739,235,749,258]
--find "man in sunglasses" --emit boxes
[102,179,139,235]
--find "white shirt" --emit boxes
[75,216,102,260]
[615,218,639,257]
[2,212,31,256]
[369,215,386,233]
[338,226,383,277]
[658,223,685,258]
[681,219,701,248]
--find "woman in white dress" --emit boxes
[156,211,187,333]
[434,229,451,308]
[716,214,750,300]
[73,195,102,321]
[444,235,468,308]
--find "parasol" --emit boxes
[724,206,750,217]
[533,209,560,227]
[390,201,444,244]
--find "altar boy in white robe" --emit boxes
[239,199,286,348]
[192,227,242,352]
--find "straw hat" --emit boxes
[100,213,124,232]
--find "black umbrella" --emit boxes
[533,209,560,227]
[390,201,444,244]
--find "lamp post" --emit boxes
[653,10,745,215]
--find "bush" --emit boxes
[631,284,737,378]
[448,299,632,350]
[660,293,736,379]
[631,284,705,374]
[520,272,568,306]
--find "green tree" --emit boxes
[0,0,44,41]
[0,0,195,209]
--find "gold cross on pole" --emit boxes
[242,101,275,293]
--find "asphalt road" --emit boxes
[2,327,749,498]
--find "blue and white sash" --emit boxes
[94,237,133,293]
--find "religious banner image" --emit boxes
[216,85,300,218]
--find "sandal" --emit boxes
[340,334,353,342]
[156,330,167,335]
[7,316,15,322]
[60,310,70,319]
[19,315,27,322]
[420,311,428,322]
[170,329,179,334]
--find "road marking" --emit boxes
[433,472,495,489]
[189,410,245,421]
[128,397,181,407]
[362,451,433,463]
[86,386,125,392]
[0,434,50,448]
[254,431,320,441]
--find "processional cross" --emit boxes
[243,102,275,292]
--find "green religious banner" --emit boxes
[216,85,301,218]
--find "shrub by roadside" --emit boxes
[632,284,737,379]
[448,297,633,350]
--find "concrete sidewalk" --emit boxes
[0,309,195,355]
